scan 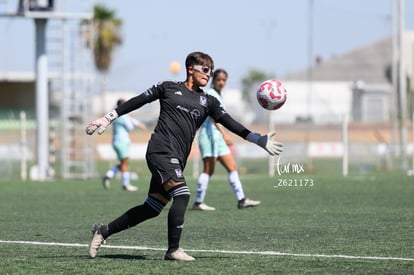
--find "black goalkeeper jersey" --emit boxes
[116,81,251,167]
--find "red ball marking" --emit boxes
[259,98,268,108]
[269,91,282,100]
[273,102,284,110]
[259,81,272,93]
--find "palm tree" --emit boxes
[81,4,122,112]
[90,4,123,72]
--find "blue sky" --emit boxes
[1,0,414,92]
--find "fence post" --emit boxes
[342,114,349,176]
[20,111,27,181]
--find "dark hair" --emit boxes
[185,51,214,72]
[117,98,125,107]
[212,68,228,82]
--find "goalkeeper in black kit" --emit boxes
[85,51,283,261]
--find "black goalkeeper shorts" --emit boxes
[146,152,186,198]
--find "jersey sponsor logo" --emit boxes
[175,168,183,178]
[174,91,183,96]
[190,109,200,120]
[177,105,201,120]
[177,105,189,112]
[170,158,179,164]
[199,96,207,107]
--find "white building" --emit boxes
[281,31,414,123]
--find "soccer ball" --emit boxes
[256,79,287,110]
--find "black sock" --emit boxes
[105,197,165,238]
[168,186,190,252]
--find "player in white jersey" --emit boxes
[193,69,261,210]
[102,99,147,191]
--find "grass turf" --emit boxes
[0,169,413,274]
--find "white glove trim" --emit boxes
[246,131,283,156]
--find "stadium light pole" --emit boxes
[0,1,93,180]
[396,0,408,170]
[262,18,277,176]
[391,0,399,169]
[307,0,314,121]
[306,0,314,170]
[35,17,49,181]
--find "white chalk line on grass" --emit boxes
[0,240,413,262]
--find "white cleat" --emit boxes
[89,223,105,258]
[123,184,138,192]
[164,248,195,261]
[238,198,261,209]
[192,202,216,211]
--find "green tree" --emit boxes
[81,4,123,113]
[240,68,275,123]
[241,68,275,102]
[84,4,123,72]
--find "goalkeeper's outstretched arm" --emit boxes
[217,114,283,156]
[85,90,156,135]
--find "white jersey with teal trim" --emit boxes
[199,88,226,139]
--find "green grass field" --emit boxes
[0,165,413,274]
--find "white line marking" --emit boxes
[1,240,413,262]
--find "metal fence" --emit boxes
[2,114,413,182]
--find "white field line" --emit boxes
[0,240,413,262]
